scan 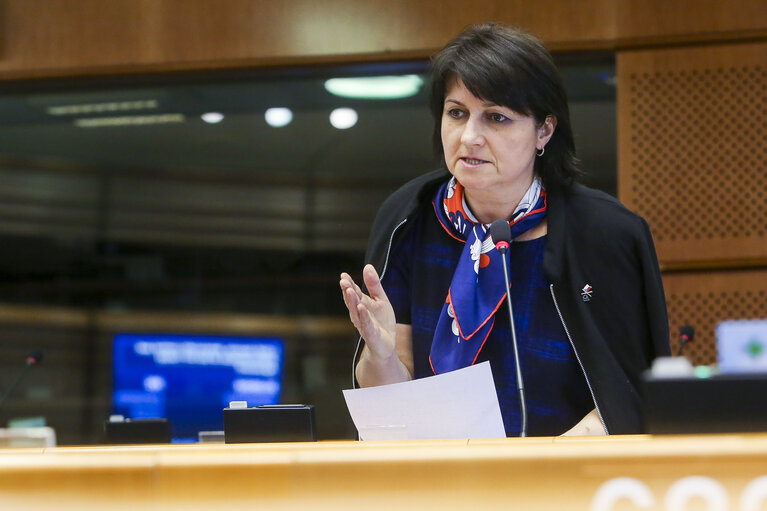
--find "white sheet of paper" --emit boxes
[342,361,505,441]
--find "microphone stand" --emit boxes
[0,352,42,412]
[0,362,34,411]
[497,244,527,438]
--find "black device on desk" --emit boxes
[104,417,171,444]
[223,403,316,443]
[642,371,767,434]
[643,321,767,434]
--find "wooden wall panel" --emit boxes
[0,0,617,79]
[663,270,767,366]
[0,0,157,72]
[617,41,767,265]
[0,0,764,80]
[616,0,767,45]
[0,1,5,59]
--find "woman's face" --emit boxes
[440,79,552,204]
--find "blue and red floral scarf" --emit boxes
[429,176,547,374]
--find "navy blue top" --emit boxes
[382,207,594,436]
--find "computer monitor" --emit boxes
[112,333,284,442]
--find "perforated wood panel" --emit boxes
[618,42,767,265]
[663,270,767,366]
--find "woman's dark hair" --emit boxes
[430,23,581,187]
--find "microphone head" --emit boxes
[679,325,695,343]
[26,350,43,366]
[489,219,512,249]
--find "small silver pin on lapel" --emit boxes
[581,284,593,302]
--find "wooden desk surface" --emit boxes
[1,434,767,510]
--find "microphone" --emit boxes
[677,326,694,357]
[0,350,44,411]
[490,220,511,255]
[489,220,527,437]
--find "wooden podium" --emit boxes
[1,435,767,510]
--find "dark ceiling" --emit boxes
[0,58,615,188]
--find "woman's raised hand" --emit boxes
[339,264,397,362]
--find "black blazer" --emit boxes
[358,169,671,434]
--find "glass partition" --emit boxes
[0,55,615,443]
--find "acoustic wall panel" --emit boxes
[663,270,767,366]
[618,42,767,265]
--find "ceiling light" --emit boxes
[329,108,358,130]
[264,107,293,127]
[201,112,225,124]
[74,114,185,128]
[324,75,424,99]
[47,99,158,116]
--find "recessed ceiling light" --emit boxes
[201,112,224,124]
[74,114,185,128]
[47,99,159,116]
[264,107,293,128]
[324,75,424,100]
[329,108,358,130]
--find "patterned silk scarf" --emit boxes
[430,176,547,374]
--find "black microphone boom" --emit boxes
[489,220,527,437]
[0,350,44,412]
[677,326,695,357]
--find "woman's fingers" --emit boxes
[355,302,391,357]
[340,274,362,311]
[339,274,355,308]
[350,289,381,336]
[341,268,394,358]
[340,273,374,331]
[341,270,377,311]
[362,264,388,302]
[340,273,365,302]
[356,301,374,336]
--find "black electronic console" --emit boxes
[223,402,317,443]
[642,358,767,434]
[104,416,171,444]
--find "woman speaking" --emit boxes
[340,23,670,437]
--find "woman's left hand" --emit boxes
[561,408,606,436]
